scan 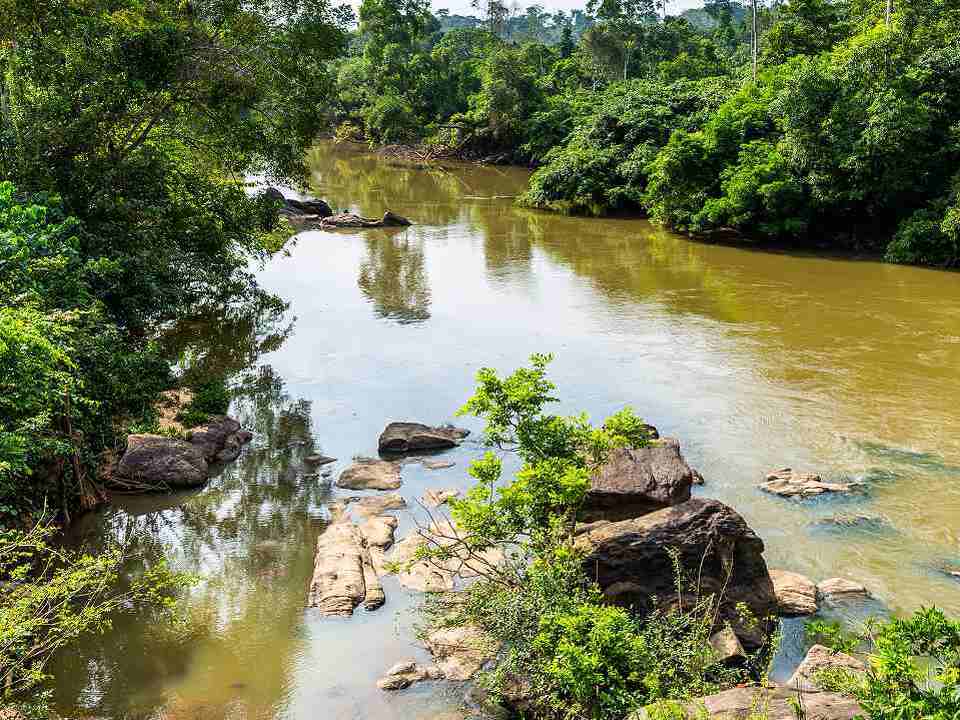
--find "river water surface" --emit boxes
[52,143,960,720]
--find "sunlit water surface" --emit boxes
[51,143,960,720]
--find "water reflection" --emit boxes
[357,233,431,324]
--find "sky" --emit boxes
[431,0,705,17]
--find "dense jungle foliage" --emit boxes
[333,0,960,266]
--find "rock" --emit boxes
[424,625,499,680]
[359,515,399,550]
[811,513,893,532]
[422,459,456,470]
[387,522,504,593]
[378,422,469,454]
[423,488,460,507]
[116,434,208,488]
[582,438,697,521]
[692,468,706,485]
[317,210,412,229]
[760,468,863,498]
[770,569,818,617]
[788,644,866,691]
[708,627,746,665]
[216,429,254,463]
[575,498,777,649]
[337,459,402,490]
[185,416,241,462]
[305,454,337,467]
[263,187,333,218]
[376,660,444,690]
[637,685,863,720]
[350,493,407,518]
[817,578,870,600]
[307,520,383,615]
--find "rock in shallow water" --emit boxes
[423,487,460,507]
[770,569,819,617]
[378,422,469,453]
[116,434,209,488]
[424,625,499,681]
[337,459,402,490]
[817,577,870,600]
[376,660,444,690]
[760,468,863,498]
[307,520,384,615]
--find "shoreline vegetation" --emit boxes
[1,0,959,715]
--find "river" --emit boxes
[50,142,960,719]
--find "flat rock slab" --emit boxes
[377,660,444,690]
[337,459,402,490]
[423,488,460,507]
[582,438,697,521]
[770,569,818,617]
[636,685,863,720]
[317,210,411,229]
[424,626,499,681]
[350,494,407,518]
[760,468,863,498]
[307,520,384,615]
[818,577,870,600]
[359,515,399,550]
[379,422,469,454]
[788,644,866,691]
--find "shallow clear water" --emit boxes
[51,142,960,719]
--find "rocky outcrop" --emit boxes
[760,468,863,498]
[575,498,777,649]
[115,416,253,490]
[337,459,402,490]
[317,210,411,229]
[817,578,870,600]
[378,422,469,453]
[424,625,499,680]
[582,438,697,521]
[263,187,333,219]
[307,520,384,615]
[116,435,209,488]
[636,685,863,720]
[376,660,444,690]
[770,569,818,617]
[788,644,866,691]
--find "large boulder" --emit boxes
[185,416,241,462]
[378,422,469,454]
[575,498,777,648]
[788,644,866,691]
[116,434,208,488]
[636,685,863,720]
[582,438,696,521]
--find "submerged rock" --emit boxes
[811,513,894,533]
[378,422,469,453]
[770,569,819,617]
[575,498,777,649]
[317,210,411,229]
[636,685,863,720]
[376,660,444,690]
[582,438,697,521]
[337,459,402,490]
[116,434,208,488]
[760,468,863,498]
[424,625,499,681]
[788,644,866,691]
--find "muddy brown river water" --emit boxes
[51,142,960,719]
